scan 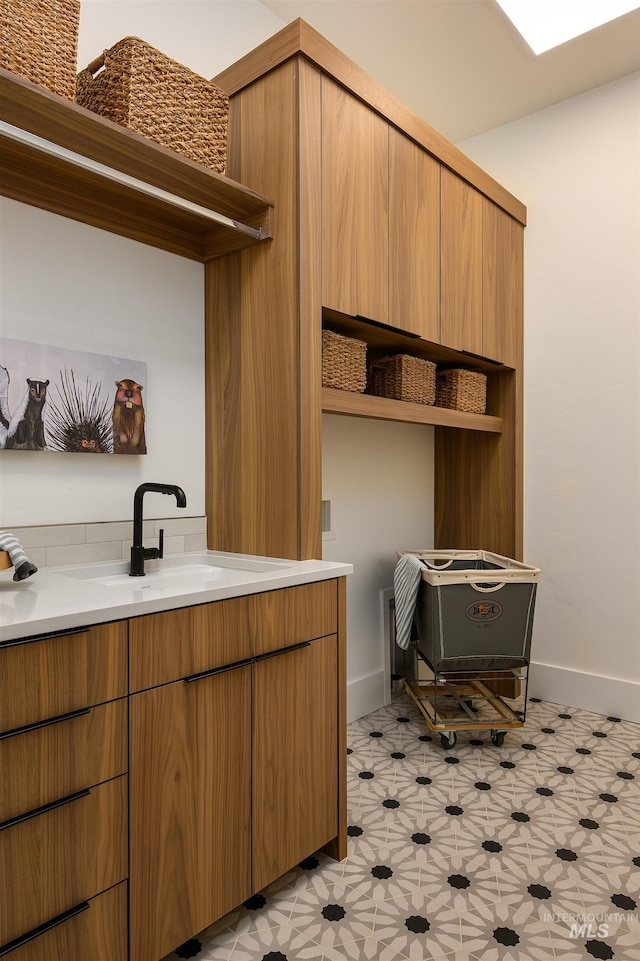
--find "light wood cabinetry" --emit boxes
[129,663,252,961]
[389,128,440,340]
[3,576,346,961]
[253,632,338,890]
[128,577,346,961]
[321,77,389,323]
[483,198,524,368]
[0,624,128,960]
[440,167,484,355]
[212,19,525,561]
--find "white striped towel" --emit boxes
[393,552,425,650]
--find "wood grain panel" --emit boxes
[206,61,300,558]
[322,576,348,862]
[435,370,519,558]
[441,168,483,355]
[0,776,128,947]
[321,76,389,324]
[0,621,127,733]
[321,386,503,432]
[213,19,526,224]
[483,199,523,368]
[0,698,127,824]
[128,598,251,691]
[297,59,324,560]
[129,667,251,961]
[253,634,338,890]
[250,580,337,655]
[3,882,128,961]
[389,129,440,341]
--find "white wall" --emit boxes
[0,199,205,526]
[322,414,434,721]
[459,73,640,722]
[77,1,285,80]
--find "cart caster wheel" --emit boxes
[490,730,506,747]
[440,732,457,750]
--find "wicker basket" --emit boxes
[0,0,80,100]
[322,330,367,393]
[435,369,487,414]
[367,354,436,405]
[76,37,228,173]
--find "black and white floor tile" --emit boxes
[163,695,640,961]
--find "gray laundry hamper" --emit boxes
[397,549,540,749]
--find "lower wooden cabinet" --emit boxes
[1,882,128,961]
[0,775,128,948]
[4,578,345,961]
[253,634,338,890]
[129,663,252,961]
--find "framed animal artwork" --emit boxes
[0,337,147,455]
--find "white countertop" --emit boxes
[0,551,353,643]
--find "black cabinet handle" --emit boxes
[0,625,87,649]
[0,900,90,957]
[184,639,314,682]
[0,788,91,833]
[254,640,312,662]
[0,707,91,742]
[184,656,253,684]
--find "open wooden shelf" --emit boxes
[0,68,274,262]
[322,388,503,432]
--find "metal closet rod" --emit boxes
[0,120,262,240]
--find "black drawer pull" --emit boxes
[0,625,88,649]
[254,640,312,662]
[0,707,91,742]
[0,787,91,833]
[0,900,90,957]
[184,656,253,684]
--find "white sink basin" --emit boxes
[54,552,291,591]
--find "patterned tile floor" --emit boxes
[164,694,640,961]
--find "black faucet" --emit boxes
[130,482,187,576]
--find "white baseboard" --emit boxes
[347,670,387,723]
[529,661,640,724]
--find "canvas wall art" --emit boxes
[0,338,148,455]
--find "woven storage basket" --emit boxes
[0,0,80,100]
[322,330,367,393]
[435,369,487,414]
[76,37,228,173]
[368,354,436,405]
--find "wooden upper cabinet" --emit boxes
[389,129,440,341]
[440,167,483,355]
[483,198,523,367]
[321,77,389,323]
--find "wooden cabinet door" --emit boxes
[129,664,252,961]
[441,167,483,354]
[253,633,338,891]
[483,198,523,367]
[322,77,388,323]
[389,129,440,340]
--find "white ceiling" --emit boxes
[260,0,640,142]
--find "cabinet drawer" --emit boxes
[0,621,127,733]
[0,881,127,961]
[0,775,128,947]
[251,580,337,656]
[129,595,253,691]
[0,699,127,824]
[129,580,338,690]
